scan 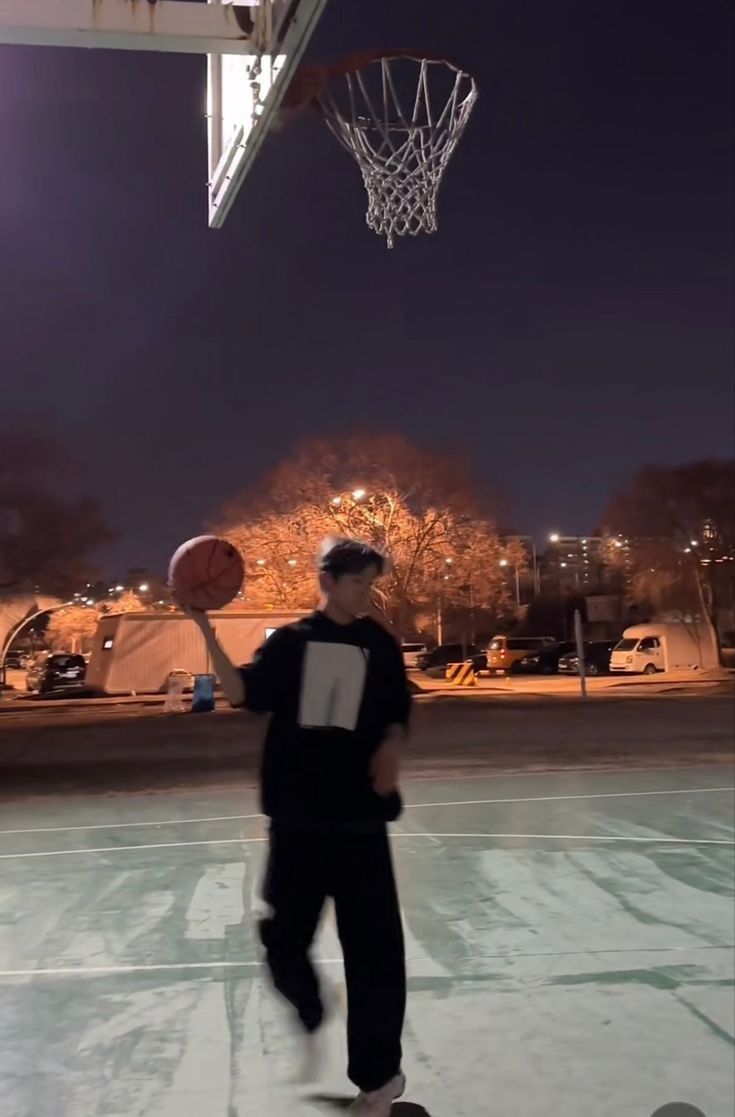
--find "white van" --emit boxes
[609,622,719,675]
[401,642,427,670]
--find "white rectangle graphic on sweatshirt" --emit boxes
[298,642,368,731]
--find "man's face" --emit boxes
[323,565,380,619]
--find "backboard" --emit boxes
[0,0,329,227]
[207,0,329,227]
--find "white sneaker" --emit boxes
[350,1072,406,1115]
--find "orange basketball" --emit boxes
[168,536,244,611]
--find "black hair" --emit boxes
[318,537,386,579]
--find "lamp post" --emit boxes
[504,535,539,599]
[548,532,563,595]
[436,557,453,644]
[500,559,521,606]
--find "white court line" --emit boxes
[1,831,733,862]
[406,787,735,812]
[1,786,732,837]
[0,813,264,837]
[0,958,342,978]
[2,943,733,980]
[392,833,735,845]
[0,836,266,860]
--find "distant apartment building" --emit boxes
[540,534,618,594]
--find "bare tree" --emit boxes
[215,434,520,630]
[46,606,98,654]
[46,591,147,653]
[105,591,148,615]
[0,431,113,596]
[602,461,735,645]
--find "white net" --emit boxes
[318,56,478,248]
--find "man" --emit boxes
[185,538,411,1116]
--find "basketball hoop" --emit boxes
[286,51,478,248]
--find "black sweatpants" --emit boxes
[259,822,406,1093]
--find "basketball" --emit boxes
[168,536,245,611]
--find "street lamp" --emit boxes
[139,583,149,593]
[352,488,367,501]
[499,559,520,605]
[504,534,540,598]
[435,557,454,644]
[549,533,560,544]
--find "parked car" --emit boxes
[417,643,485,674]
[516,641,577,675]
[558,641,616,676]
[3,650,28,670]
[485,635,557,675]
[26,652,87,694]
[401,642,428,670]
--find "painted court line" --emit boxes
[0,958,345,978]
[0,812,265,837]
[1,786,732,837]
[0,836,267,859]
[407,787,735,812]
[392,833,735,845]
[1,831,733,861]
[2,943,732,980]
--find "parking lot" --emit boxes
[2,663,732,707]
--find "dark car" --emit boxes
[4,650,27,670]
[516,641,577,675]
[26,652,87,694]
[417,643,485,674]
[558,641,616,676]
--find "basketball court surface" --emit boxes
[2,765,733,1116]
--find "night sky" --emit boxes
[1,0,733,574]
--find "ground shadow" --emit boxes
[306,1094,433,1115]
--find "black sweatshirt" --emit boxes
[239,611,412,826]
